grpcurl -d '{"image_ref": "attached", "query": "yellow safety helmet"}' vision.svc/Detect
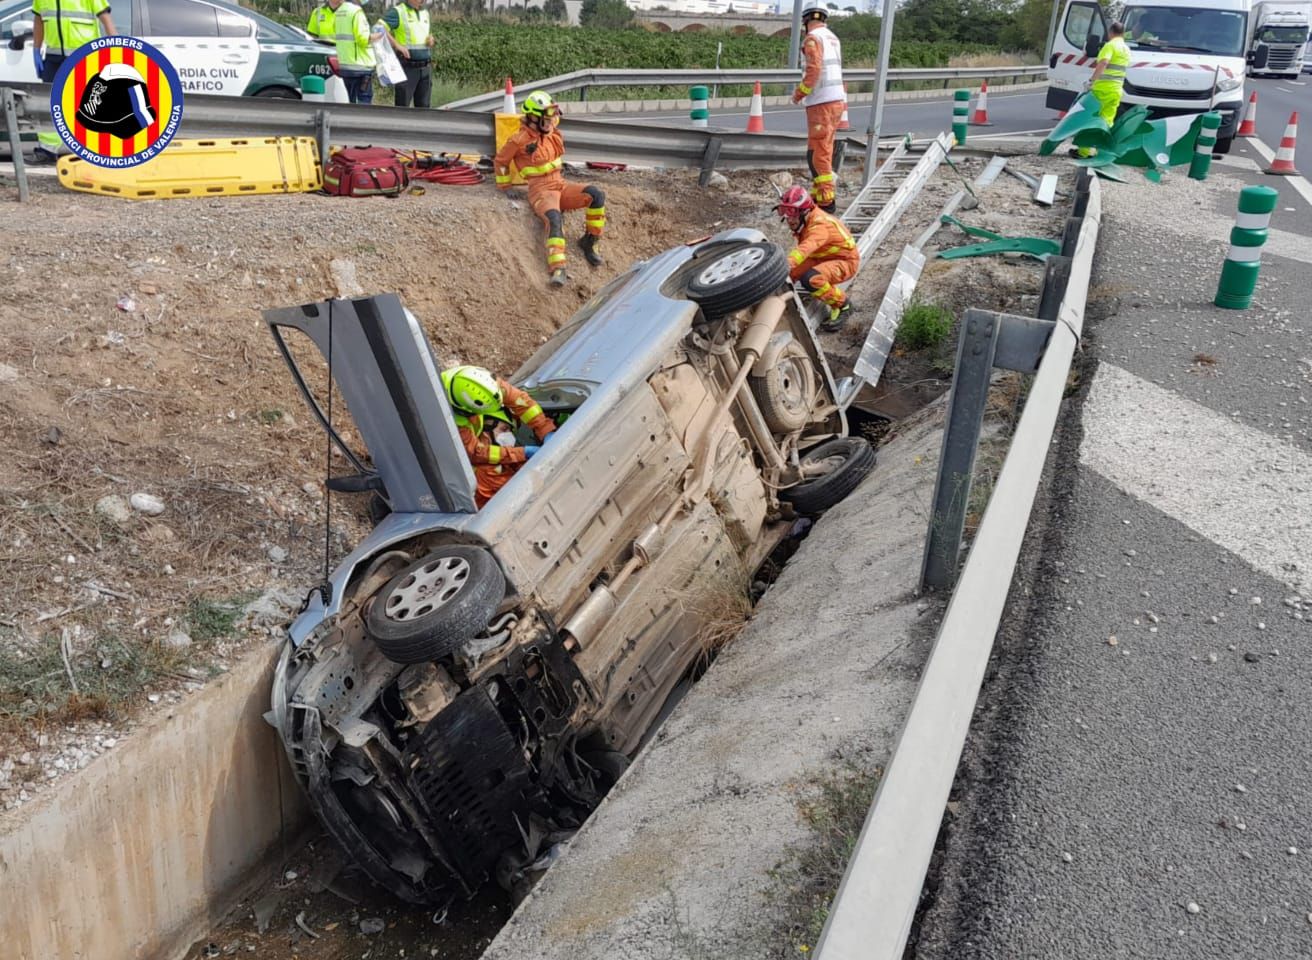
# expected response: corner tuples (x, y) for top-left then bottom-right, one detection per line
(441, 365), (503, 416)
(523, 90), (560, 121)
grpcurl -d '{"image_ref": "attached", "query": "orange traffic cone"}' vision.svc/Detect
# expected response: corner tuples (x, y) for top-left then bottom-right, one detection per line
(746, 81), (765, 133)
(837, 83), (851, 131)
(1267, 111), (1300, 175)
(970, 81), (992, 126)
(501, 77), (515, 115)
(1237, 91), (1258, 138)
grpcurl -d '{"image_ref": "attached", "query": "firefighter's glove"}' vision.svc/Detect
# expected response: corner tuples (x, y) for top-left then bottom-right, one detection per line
(523, 445), (541, 458)
(791, 88), (805, 104)
(32, 48), (43, 79)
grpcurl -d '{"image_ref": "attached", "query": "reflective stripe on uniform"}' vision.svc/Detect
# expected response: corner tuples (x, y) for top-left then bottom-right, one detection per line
(495, 173), (512, 185)
(518, 403), (544, 423)
(585, 205), (606, 229)
(520, 157), (563, 178)
(487, 445), (503, 465)
(797, 82), (813, 94)
(788, 249), (805, 265)
(812, 173), (835, 184)
(547, 236), (567, 265)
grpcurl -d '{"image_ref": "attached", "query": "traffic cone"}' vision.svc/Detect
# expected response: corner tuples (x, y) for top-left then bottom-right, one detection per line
(837, 83), (851, 131)
(746, 81), (765, 133)
(501, 77), (515, 115)
(1237, 91), (1258, 138)
(970, 80), (992, 126)
(1266, 111), (1300, 175)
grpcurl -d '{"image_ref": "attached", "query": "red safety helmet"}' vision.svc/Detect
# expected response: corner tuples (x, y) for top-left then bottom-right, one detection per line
(775, 185), (815, 229)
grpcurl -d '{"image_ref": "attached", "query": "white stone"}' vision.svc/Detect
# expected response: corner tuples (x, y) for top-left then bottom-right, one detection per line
(94, 495), (133, 524)
(129, 493), (166, 516)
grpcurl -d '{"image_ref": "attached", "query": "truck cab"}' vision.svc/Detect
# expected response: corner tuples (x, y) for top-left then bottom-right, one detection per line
(1247, 1), (1311, 77)
(1048, 0), (1250, 154)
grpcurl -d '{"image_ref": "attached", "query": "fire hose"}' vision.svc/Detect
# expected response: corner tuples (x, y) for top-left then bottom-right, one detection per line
(399, 151), (486, 185)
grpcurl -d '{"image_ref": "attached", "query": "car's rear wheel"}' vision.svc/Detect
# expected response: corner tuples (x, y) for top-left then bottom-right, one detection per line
(253, 86), (300, 99)
(751, 340), (817, 434)
(685, 241), (789, 318)
(365, 545), (505, 664)
(782, 437), (877, 516)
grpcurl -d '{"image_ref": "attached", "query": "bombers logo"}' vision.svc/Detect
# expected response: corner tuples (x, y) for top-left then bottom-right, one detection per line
(50, 37), (184, 168)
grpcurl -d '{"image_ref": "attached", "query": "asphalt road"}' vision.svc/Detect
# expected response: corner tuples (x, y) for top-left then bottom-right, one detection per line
(910, 123), (1312, 958)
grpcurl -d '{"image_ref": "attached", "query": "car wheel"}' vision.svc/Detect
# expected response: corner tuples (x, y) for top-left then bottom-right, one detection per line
(751, 340), (817, 434)
(253, 86), (300, 99)
(364, 545), (505, 664)
(585, 749), (631, 790)
(1214, 135), (1233, 156)
(782, 437), (877, 516)
(685, 241), (789, 318)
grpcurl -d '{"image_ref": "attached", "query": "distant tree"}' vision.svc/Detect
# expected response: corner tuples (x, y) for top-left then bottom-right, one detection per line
(579, 0), (635, 28)
(543, 0), (568, 18)
(843, 5), (857, 11)
(1004, 0), (1055, 52)
(829, 11), (880, 41)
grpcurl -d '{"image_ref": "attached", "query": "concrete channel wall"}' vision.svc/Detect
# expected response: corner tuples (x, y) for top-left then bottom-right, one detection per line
(483, 404), (949, 960)
(0, 642), (305, 960)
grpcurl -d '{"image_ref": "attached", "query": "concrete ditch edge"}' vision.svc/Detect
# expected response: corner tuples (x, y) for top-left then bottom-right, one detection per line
(0, 641), (306, 960)
(482, 403), (950, 960)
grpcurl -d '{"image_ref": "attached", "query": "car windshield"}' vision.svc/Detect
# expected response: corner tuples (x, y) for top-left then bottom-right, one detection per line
(1123, 5), (1248, 57)
(1257, 25), (1308, 43)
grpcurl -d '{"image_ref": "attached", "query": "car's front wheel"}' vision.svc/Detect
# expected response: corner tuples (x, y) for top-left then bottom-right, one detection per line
(365, 545), (505, 663)
(685, 241), (789, 318)
(782, 437), (877, 515)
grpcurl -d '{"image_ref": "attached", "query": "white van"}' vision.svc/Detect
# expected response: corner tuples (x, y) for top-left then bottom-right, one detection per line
(1048, 0), (1250, 154)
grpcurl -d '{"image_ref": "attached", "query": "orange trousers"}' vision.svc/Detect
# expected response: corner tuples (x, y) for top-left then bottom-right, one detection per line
(529, 181), (606, 273)
(805, 101), (844, 209)
(795, 257), (856, 309)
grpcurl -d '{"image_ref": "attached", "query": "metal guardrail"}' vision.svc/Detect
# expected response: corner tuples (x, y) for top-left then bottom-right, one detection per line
(445, 66), (1050, 112)
(4, 81), (821, 171)
(812, 173), (1102, 960)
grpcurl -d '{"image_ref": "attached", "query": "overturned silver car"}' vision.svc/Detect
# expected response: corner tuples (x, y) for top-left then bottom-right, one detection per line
(265, 229), (876, 904)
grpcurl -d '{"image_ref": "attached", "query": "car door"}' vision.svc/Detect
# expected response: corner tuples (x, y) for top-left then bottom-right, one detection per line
(1046, 0), (1109, 112)
(140, 0), (257, 96)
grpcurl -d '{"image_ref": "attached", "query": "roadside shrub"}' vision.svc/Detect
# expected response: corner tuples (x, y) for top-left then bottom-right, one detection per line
(897, 299), (955, 351)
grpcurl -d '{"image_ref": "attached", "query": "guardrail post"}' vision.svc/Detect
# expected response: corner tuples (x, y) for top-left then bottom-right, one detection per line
(315, 109), (331, 168)
(921, 308), (1055, 590)
(2, 88), (30, 204)
(698, 136), (722, 187)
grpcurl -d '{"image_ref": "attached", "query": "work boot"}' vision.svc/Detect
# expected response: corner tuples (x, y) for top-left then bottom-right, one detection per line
(549, 268), (568, 288)
(578, 234), (604, 267)
(819, 300), (853, 333)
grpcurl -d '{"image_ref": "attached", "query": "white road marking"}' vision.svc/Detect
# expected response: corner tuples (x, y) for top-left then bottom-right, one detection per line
(1244, 136), (1312, 209)
(1277, 86), (1294, 93)
(1080, 363), (1312, 595)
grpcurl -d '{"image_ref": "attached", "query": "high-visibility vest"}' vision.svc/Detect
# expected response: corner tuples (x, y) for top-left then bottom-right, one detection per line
(802, 25), (844, 108)
(1095, 36), (1131, 87)
(389, 4), (430, 60)
(32, 0), (109, 56)
(306, 5), (334, 39)
(333, 1), (375, 71)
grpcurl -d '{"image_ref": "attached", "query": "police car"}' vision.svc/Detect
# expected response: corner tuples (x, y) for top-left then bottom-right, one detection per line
(0, 0), (338, 98)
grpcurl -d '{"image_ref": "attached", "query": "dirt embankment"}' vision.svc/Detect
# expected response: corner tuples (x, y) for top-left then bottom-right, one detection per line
(0, 168), (758, 813)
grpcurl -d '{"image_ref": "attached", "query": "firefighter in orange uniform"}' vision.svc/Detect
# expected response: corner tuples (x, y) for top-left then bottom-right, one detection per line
(776, 185), (859, 332)
(494, 90), (606, 287)
(791, 5), (845, 212)
(441, 365), (557, 507)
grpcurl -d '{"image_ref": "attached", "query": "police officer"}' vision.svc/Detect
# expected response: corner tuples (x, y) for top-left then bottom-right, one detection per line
(329, 0), (375, 104)
(791, 5), (845, 213)
(31, 0), (115, 82)
(306, 2), (335, 42)
(383, 0), (434, 108)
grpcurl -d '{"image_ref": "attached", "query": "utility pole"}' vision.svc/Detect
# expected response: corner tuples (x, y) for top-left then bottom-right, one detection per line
(788, 0), (804, 69)
(862, 0), (895, 184)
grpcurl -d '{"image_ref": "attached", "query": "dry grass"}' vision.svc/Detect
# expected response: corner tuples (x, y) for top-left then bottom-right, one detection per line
(949, 50), (1044, 68)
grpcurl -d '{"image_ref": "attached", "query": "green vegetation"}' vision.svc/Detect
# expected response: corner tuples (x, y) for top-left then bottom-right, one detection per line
(768, 764), (882, 957)
(186, 595), (254, 644)
(897, 298), (955, 351)
(579, 0), (635, 30)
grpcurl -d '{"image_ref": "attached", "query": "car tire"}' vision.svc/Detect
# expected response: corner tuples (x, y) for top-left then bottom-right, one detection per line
(781, 437), (877, 516)
(253, 86), (300, 99)
(365, 545), (505, 664)
(1214, 135), (1233, 156)
(686, 241), (789, 318)
(751, 340), (817, 434)
(585, 749), (631, 790)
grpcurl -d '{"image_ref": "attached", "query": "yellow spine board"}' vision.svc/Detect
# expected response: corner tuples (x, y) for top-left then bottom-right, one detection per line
(57, 137), (323, 199)
(494, 113), (526, 186)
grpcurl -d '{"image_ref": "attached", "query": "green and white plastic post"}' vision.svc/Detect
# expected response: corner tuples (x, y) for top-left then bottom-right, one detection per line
(1189, 112), (1222, 181)
(690, 85), (709, 128)
(952, 89), (970, 145)
(1214, 185), (1278, 310)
